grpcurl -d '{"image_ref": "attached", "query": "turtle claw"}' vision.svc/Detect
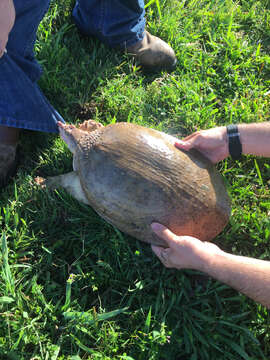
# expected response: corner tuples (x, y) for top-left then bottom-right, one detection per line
(34, 176), (46, 188)
(35, 176), (58, 190)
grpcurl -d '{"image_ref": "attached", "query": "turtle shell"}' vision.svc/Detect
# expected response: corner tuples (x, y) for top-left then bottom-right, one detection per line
(75, 122), (231, 246)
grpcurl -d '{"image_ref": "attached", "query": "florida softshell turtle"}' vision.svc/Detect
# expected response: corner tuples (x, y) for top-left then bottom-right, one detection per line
(44, 121), (231, 247)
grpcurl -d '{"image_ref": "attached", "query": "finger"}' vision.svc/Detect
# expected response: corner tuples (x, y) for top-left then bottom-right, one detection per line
(175, 140), (193, 151)
(181, 132), (199, 141)
(57, 121), (65, 128)
(151, 245), (171, 267)
(151, 223), (180, 250)
(151, 244), (163, 258)
(0, 35), (8, 57)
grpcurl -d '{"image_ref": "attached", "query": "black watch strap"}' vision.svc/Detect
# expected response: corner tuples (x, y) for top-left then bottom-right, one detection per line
(226, 124), (242, 160)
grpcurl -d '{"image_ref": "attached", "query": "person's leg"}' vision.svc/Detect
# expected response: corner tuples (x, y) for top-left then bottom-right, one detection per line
(0, 0), (63, 187)
(72, 0), (176, 70)
(7, 0), (51, 80)
(72, 0), (145, 48)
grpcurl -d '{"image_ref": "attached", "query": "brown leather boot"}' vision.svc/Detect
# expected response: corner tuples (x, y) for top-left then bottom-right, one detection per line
(0, 126), (19, 187)
(126, 31), (177, 71)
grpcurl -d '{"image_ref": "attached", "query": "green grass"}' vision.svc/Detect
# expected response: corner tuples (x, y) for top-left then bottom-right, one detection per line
(1, 0), (270, 359)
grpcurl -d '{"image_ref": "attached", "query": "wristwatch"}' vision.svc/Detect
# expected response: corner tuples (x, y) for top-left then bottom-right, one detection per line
(226, 124), (242, 160)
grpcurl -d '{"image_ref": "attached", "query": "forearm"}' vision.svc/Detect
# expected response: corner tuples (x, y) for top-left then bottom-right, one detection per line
(0, 0), (15, 53)
(238, 122), (270, 157)
(0, 0), (14, 9)
(0, 0), (15, 19)
(175, 121), (270, 164)
(203, 251), (270, 308)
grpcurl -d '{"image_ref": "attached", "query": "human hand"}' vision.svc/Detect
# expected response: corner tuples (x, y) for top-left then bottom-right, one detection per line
(0, 0), (15, 57)
(151, 223), (224, 271)
(175, 126), (229, 164)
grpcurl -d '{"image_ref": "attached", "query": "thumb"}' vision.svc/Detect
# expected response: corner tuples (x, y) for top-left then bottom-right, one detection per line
(151, 223), (179, 248)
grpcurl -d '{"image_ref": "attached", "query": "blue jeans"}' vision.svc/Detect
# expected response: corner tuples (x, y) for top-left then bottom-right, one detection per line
(73, 0), (145, 48)
(0, 0), (145, 133)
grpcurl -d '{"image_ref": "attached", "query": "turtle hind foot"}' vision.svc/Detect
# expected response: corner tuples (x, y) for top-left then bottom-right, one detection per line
(35, 172), (90, 205)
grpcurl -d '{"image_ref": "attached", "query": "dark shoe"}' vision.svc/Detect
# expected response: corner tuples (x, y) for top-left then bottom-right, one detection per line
(126, 31), (177, 71)
(0, 126), (20, 187)
(0, 144), (17, 188)
(0, 144), (18, 187)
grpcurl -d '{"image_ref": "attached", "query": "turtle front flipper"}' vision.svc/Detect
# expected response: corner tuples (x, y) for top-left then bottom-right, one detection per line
(39, 171), (90, 205)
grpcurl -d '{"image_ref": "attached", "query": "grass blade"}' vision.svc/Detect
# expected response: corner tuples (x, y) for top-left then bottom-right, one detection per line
(1, 232), (15, 297)
(63, 307), (129, 325)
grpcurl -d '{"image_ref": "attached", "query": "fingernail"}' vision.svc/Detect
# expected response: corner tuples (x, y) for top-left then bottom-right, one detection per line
(151, 222), (164, 232)
(175, 141), (184, 148)
(175, 140), (187, 147)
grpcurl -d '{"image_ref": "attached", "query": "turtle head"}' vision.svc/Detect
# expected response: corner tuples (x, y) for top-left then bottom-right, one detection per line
(58, 122), (86, 154)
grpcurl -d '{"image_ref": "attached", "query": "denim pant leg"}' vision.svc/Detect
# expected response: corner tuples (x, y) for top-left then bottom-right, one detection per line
(8, 0), (51, 82)
(0, 0), (64, 133)
(72, 0), (145, 48)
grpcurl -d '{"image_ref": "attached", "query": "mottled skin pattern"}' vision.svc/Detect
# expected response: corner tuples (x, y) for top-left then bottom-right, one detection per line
(47, 121), (231, 247)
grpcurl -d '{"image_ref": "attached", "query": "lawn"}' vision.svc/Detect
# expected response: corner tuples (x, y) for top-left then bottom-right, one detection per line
(1, 0), (270, 359)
